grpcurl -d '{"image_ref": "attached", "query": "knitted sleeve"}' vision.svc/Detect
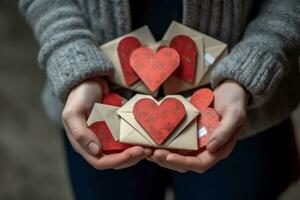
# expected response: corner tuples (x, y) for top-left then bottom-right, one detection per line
(210, 0), (300, 107)
(19, 0), (113, 102)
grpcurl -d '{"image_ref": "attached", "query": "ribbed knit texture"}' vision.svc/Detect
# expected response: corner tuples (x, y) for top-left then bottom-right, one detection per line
(19, 0), (300, 138)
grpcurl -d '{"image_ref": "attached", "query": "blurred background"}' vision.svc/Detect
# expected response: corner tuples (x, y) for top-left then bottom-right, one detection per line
(0, 1), (299, 199)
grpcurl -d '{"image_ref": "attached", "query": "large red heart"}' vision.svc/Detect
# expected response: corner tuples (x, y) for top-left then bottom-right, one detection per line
(89, 122), (131, 154)
(170, 35), (197, 83)
(130, 47), (180, 92)
(118, 36), (142, 86)
(133, 98), (186, 144)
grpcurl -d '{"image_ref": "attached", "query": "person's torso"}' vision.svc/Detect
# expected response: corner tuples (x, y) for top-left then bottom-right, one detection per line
(75, 0), (261, 48)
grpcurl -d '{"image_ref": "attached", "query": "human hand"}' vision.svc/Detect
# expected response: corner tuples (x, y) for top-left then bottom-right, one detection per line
(149, 80), (249, 173)
(62, 77), (151, 170)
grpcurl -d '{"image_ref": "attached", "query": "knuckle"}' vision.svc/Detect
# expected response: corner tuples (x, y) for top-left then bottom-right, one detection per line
(62, 107), (75, 121)
(73, 129), (85, 142)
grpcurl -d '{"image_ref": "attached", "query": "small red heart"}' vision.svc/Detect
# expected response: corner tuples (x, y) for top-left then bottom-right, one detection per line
(130, 47), (180, 92)
(199, 107), (220, 134)
(170, 35), (197, 83)
(190, 88), (214, 111)
(89, 122), (131, 154)
(118, 36), (142, 86)
(133, 98), (186, 144)
(102, 92), (124, 107)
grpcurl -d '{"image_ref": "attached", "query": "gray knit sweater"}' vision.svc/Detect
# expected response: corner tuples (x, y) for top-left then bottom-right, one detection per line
(19, 0), (300, 138)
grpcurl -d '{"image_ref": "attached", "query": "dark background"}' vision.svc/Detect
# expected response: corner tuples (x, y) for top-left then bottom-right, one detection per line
(0, 1), (299, 199)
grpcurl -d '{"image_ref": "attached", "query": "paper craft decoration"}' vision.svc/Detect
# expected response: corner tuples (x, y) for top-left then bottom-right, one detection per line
(190, 88), (214, 111)
(102, 92), (125, 107)
(89, 122), (131, 154)
(117, 36), (141, 86)
(190, 88), (220, 148)
(88, 93), (130, 153)
(117, 94), (199, 150)
(162, 22), (228, 94)
(130, 47), (180, 92)
(133, 98), (186, 144)
(99, 21), (227, 95)
(99, 26), (158, 95)
(170, 35), (197, 83)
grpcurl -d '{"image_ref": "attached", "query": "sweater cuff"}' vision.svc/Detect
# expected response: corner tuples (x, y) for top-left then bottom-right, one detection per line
(44, 39), (113, 102)
(210, 46), (285, 107)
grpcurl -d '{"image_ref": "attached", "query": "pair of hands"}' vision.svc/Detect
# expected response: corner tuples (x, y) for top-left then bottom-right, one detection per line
(62, 78), (248, 172)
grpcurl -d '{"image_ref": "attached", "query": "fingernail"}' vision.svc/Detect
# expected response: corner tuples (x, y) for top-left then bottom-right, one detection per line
(88, 142), (99, 155)
(207, 139), (218, 152)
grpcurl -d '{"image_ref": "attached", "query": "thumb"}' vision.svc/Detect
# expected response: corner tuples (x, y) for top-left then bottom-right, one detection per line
(63, 110), (101, 155)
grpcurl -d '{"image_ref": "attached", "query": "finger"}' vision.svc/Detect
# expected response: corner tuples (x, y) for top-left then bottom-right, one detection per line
(207, 107), (245, 152)
(63, 110), (101, 155)
(167, 127), (241, 173)
(114, 147), (152, 169)
(65, 131), (130, 170)
(166, 154), (203, 173)
(151, 149), (187, 173)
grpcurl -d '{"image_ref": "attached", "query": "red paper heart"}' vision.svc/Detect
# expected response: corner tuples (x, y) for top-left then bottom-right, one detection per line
(130, 47), (180, 92)
(133, 98), (186, 144)
(102, 92), (124, 107)
(170, 35), (197, 83)
(199, 107), (220, 134)
(89, 122), (131, 154)
(118, 36), (142, 86)
(190, 88), (214, 111)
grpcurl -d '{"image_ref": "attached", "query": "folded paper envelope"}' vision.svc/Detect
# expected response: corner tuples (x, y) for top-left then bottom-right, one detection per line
(163, 21), (228, 94)
(117, 94), (200, 150)
(87, 103), (120, 141)
(99, 26), (159, 96)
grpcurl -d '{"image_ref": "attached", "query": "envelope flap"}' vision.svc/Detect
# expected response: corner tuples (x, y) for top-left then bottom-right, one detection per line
(167, 119), (198, 150)
(119, 119), (154, 146)
(87, 103), (120, 141)
(117, 94), (199, 146)
(120, 117), (198, 150)
(119, 112), (156, 144)
(163, 21), (204, 39)
(117, 94), (148, 113)
(204, 44), (227, 66)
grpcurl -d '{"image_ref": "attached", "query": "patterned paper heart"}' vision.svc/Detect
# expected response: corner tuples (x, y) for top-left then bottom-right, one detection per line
(130, 47), (180, 92)
(117, 36), (142, 86)
(133, 98), (186, 144)
(89, 122), (131, 154)
(170, 35), (197, 83)
(190, 88), (214, 111)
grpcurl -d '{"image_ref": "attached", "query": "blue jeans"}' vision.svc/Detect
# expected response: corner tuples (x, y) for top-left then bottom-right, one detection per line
(63, 119), (300, 200)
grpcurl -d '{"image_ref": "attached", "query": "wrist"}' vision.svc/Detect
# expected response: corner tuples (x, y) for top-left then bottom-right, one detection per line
(219, 79), (250, 106)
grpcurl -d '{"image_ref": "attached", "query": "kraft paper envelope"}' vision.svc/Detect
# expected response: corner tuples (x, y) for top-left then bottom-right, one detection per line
(99, 26), (159, 96)
(117, 94), (199, 150)
(87, 103), (120, 141)
(163, 21), (228, 94)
